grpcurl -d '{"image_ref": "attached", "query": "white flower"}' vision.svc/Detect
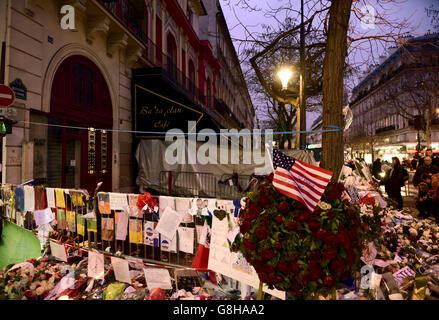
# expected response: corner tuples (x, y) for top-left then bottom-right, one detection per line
(317, 201), (331, 210)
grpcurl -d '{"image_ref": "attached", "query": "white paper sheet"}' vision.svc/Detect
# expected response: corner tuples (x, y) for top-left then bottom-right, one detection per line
(176, 198), (192, 223)
(50, 240), (67, 262)
(116, 211), (128, 240)
(88, 251), (105, 280)
(143, 268), (172, 291)
(46, 188), (56, 208)
(34, 207), (55, 226)
(159, 196), (175, 218)
(177, 227), (194, 254)
(111, 257), (132, 284)
(155, 206), (184, 240)
(109, 193), (129, 211)
(24, 186), (35, 212)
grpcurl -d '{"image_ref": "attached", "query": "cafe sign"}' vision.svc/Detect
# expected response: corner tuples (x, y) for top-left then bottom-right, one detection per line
(134, 84), (204, 139)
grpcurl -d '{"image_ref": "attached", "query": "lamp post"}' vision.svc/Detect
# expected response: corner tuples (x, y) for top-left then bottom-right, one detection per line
(277, 67), (294, 148)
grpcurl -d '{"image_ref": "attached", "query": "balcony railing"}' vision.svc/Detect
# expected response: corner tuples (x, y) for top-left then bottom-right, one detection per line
(375, 125), (396, 134)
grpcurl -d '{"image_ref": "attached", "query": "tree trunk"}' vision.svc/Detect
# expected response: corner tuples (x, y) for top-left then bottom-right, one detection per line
(426, 109), (432, 148)
(321, 0), (353, 180)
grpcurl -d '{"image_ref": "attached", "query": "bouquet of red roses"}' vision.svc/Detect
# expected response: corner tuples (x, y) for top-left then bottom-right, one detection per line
(231, 180), (367, 299)
(136, 192), (157, 213)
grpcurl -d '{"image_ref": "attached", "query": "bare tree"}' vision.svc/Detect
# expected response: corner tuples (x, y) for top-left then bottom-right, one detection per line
(384, 67), (439, 148)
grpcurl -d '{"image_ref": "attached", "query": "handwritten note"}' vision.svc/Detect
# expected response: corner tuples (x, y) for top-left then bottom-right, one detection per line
(109, 193), (128, 211)
(143, 268), (172, 291)
(115, 211), (128, 240)
(155, 206), (183, 240)
(88, 251), (105, 280)
(111, 257), (131, 284)
(34, 207), (55, 226)
(177, 227), (194, 254)
(159, 196), (175, 218)
(50, 240), (67, 262)
(46, 188), (56, 208)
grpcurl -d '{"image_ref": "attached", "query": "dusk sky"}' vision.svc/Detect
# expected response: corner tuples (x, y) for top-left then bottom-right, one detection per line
(219, 0), (437, 129)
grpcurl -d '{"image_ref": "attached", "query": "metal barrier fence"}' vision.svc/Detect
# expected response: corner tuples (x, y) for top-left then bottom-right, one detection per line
(159, 171), (255, 200)
(0, 186), (210, 269)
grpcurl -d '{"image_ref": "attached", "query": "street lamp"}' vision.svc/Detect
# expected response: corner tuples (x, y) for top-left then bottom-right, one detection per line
(277, 68), (293, 91)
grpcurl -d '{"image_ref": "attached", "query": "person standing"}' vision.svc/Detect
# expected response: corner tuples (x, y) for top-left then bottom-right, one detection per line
(380, 157), (408, 210)
(413, 156), (439, 187)
(372, 158), (382, 179)
(418, 148), (439, 167)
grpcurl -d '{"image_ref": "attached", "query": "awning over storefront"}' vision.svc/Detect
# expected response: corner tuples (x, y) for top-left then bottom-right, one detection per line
(132, 68), (223, 139)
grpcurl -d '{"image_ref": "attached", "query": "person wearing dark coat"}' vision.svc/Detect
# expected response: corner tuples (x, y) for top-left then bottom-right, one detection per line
(418, 149), (439, 167)
(413, 157), (439, 187)
(372, 158), (382, 179)
(380, 157), (408, 210)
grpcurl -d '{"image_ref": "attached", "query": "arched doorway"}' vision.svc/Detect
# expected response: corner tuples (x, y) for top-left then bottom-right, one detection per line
(49, 55), (113, 192)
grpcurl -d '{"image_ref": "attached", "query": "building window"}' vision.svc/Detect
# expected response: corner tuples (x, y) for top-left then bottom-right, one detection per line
(188, 59), (195, 94)
(167, 33), (177, 79)
(206, 77), (212, 107)
(74, 63), (94, 105)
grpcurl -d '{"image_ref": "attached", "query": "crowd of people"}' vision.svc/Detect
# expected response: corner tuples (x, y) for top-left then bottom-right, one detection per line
(369, 149), (439, 221)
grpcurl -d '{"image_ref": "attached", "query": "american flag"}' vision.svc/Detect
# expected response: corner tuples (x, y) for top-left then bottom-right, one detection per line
(272, 149), (333, 213)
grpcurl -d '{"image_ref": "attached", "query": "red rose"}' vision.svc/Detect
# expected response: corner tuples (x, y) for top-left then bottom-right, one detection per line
(277, 262), (291, 274)
(323, 247), (338, 261)
(268, 173), (274, 182)
(341, 272), (350, 281)
(348, 227), (358, 241)
(240, 220), (251, 234)
(325, 190), (338, 202)
(289, 281), (303, 295)
(277, 215), (283, 224)
(297, 211), (309, 222)
(278, 201), (290, 214)
(259, 191), (270, 207)
(247, 204), (262, 220)
(261, 249), (274, 260)
(336, 182), (345, 193)
(275, 243), (282, 249)
(291, 263), (300, 273)
(307, 262), (323, 280)
(287, 221), (298, 231)
(354, 218), (361, 226)
(324, 275), (335, 287)
(256, 227), (269, 240)
(346, 208), (356, 219)
(298, 232), (305, 240)
(296, 201), (306, 210)
(324, 234), (337, 245)
(308, 220), (320, 232)
(315, 229), (329, 241)
(327, 211), (336, 219)
(311, 207), (322, 216)
(330, 259), (345, 273)
(261, 265), (274, 274)
(243, 238), (257, 251)
(309, 250), (321, 262)
(345, 251), (355, 265)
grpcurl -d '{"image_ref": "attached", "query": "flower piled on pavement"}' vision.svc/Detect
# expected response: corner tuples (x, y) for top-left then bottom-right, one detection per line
(231, 180), (367, 298)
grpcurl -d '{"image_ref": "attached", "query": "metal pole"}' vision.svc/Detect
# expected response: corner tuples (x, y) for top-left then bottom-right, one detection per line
(299, 0), (306, 149)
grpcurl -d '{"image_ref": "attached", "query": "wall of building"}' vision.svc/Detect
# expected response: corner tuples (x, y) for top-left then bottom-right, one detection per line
(3, 0), (144, 191)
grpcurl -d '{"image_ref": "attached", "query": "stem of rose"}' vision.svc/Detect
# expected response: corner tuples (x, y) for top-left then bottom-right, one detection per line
(257, 282), (264, 300)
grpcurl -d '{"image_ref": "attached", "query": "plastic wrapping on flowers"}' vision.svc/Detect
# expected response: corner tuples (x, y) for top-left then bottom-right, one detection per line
(230, 180), (368, 299)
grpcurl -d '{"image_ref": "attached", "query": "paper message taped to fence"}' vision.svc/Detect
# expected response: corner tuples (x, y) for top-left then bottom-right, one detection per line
(111, 257), (131, 284)
(109, 193), (128, 211)
(143, 268), (172, 291)
(34, 207), (55, 226)
(46, 188), (56, 208)
(177, 227), (194, 254)
(155, 206), (183, 240)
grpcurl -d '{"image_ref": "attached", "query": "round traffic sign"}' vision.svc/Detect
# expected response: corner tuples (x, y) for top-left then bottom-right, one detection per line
(0, 85), (15, 107)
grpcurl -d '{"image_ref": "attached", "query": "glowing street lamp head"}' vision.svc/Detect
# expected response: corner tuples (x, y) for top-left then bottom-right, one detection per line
(277, 68), (293, 90)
